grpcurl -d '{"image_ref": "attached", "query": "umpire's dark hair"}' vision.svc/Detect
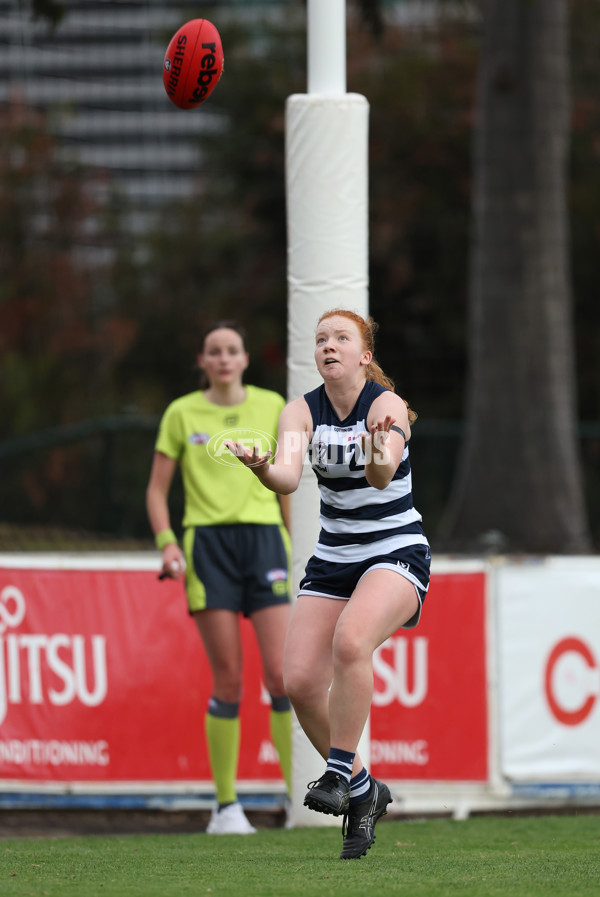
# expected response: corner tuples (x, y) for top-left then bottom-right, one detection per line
(198, 321), (248, 387)
(200, 320), (247, 351)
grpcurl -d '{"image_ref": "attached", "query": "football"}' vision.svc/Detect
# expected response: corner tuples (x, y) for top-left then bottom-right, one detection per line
(163, 19), (224, 110)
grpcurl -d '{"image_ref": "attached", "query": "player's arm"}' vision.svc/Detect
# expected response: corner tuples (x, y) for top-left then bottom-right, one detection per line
(360, 392), (410, 490)
(146, 451), (185, 580)
(226, 397), (311, 495)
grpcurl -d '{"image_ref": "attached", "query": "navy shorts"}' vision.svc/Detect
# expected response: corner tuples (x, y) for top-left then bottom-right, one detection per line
(183, 523), (291, 617)
(298, 541), (431, 629)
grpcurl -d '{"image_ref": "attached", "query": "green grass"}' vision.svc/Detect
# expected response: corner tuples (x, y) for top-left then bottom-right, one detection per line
(1, 815), (599, 897)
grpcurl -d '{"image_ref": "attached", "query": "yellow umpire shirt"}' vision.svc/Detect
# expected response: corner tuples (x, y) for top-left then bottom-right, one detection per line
(154, 385), (285, 528)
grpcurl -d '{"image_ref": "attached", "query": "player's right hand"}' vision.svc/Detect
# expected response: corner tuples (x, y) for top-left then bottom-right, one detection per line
(225, 440), (272, 468)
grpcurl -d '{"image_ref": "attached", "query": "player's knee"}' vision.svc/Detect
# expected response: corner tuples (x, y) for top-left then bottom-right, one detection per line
(332, 624), (368, 669)
(282, 663), (317, 710)
(211, 668), (243, 703)
(263, 670), (285, 698)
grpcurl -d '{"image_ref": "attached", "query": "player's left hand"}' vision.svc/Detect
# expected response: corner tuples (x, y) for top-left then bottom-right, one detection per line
(358, 415), (396, 460)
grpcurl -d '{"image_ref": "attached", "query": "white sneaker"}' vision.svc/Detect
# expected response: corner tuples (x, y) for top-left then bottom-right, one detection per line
(206, 802), (257, 835)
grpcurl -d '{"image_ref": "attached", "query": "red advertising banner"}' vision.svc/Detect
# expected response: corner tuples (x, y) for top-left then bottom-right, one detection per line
(0, 562), (488, 786)
(370, 570), (488, 782)
(0, 565), (281, 783)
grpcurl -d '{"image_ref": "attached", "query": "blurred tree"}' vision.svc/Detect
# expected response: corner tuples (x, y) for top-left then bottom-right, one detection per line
(0, 101), (134, 435)
(357, 0), (384, 37)
(0, 102), (139, 531)
(569, 0), (600, 421)
(438, 0), (591, 553)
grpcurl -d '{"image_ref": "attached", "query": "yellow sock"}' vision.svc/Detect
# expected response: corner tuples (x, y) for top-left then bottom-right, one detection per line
(270, 708), (292, 797)
(205, 712), (240, 806)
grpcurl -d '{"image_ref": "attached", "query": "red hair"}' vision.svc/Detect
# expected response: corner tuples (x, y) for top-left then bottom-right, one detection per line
(317, 309), (417, 423)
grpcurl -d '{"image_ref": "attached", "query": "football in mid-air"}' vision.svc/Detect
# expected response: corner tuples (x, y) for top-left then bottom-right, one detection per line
(163, 19), (224, 110)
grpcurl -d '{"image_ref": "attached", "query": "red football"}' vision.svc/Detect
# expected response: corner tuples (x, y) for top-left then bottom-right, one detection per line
(163, 19), (224, 110)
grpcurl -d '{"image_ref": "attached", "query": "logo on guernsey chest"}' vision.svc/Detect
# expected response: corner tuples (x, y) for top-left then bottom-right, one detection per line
(311, 430), (364, 474)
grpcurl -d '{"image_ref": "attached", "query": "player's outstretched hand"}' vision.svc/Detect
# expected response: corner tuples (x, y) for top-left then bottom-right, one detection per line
(358, 415), (396, 461)
(225, 440), (272, 469)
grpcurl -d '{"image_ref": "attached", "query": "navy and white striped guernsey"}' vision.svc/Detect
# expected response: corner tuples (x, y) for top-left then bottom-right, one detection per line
(304, 381), (429, 566)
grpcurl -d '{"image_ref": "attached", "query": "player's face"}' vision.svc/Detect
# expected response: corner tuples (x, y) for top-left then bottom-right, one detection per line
(198, 328), (249, 387)
(314, 316), (371, 381)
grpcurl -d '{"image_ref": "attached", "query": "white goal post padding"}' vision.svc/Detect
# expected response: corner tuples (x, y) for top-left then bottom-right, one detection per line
(286, 92), (370, 826)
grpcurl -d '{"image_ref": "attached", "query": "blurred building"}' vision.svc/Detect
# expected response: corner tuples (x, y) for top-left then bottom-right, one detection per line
(0, 0), (283, 208)
(0, 0), (443, 210)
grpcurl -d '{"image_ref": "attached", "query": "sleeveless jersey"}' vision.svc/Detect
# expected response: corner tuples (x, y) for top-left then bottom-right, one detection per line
(304, 381), (428, 565)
